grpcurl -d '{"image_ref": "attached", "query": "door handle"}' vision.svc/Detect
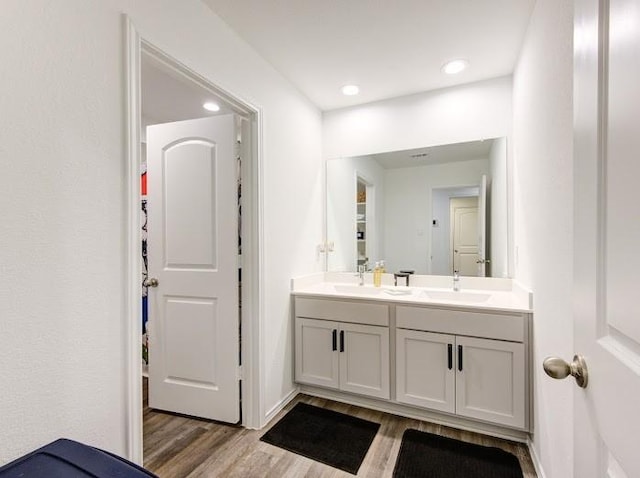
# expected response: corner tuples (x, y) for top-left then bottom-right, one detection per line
(447, 344), (453, 370)
(332, 329), (337, 351)
(458, 345), (463, 371)
(144, 277), (159, 288)
(339, 330), (345, 352)
(543, 355), (588, 388)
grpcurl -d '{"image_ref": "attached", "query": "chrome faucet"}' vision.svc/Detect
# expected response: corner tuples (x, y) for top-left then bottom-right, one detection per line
(357, 265), (366, 286)
(453, 270), (460, 291)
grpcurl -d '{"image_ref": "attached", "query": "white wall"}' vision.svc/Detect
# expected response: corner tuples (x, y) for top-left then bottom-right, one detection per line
(384, 159), (489, 274)
(323, 76), (512, 159)
(512, 1), (574, 477)
(0, 0), (322, 463)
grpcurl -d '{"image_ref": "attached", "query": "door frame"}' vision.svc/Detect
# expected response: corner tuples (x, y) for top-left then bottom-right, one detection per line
(430, 184), (479, 275)
(354, 172), (375, 269)
(124, 16), (264, 464)
(448, 194), (480, 274)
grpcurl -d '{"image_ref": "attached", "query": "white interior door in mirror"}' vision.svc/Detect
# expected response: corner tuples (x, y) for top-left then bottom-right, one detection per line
(477, 174), (488, 277)
(147, 115), (239, 423)
(450, 196), (479, 276)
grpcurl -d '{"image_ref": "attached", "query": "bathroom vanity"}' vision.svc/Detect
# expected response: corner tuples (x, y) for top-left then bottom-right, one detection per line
(291, 273), (533, 441)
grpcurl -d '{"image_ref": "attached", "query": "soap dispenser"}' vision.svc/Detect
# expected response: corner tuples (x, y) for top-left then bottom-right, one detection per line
(373, 261), (382, 287)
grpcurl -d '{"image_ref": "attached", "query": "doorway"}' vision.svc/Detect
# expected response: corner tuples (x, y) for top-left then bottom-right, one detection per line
(125, 20), (262, 464)
(449, 196), (479, 276)
(355, 175), (376, 269)
(430, 186), (479, 275)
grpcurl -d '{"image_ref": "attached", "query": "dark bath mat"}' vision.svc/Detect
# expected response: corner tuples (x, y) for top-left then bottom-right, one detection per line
(393, 428), (523, 478)
(260, 402), (380, 475)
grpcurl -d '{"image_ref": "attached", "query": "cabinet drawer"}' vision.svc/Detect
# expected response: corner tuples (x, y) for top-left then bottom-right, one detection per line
(396, 306), (524, 342)
(295, 297), (389, 326)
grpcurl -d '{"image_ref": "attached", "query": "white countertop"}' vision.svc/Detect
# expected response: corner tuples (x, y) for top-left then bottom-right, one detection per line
(291, 273), (533, 313)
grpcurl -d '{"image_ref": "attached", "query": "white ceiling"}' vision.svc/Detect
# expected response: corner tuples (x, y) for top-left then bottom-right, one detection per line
(366, 138), (495, 169)
(141, 54), (235, 124)
(202, 0), (535, 110)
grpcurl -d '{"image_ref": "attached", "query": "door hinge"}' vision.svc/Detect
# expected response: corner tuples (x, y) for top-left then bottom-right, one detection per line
(237, 365), (243, 380)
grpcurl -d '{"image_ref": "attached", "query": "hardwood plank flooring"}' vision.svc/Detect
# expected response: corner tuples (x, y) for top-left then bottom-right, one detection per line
(143, 380), (537, 477)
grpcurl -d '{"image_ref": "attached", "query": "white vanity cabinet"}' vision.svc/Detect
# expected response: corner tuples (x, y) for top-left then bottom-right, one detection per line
(294, 298), (390, 400)
(292, 290), (531, 435)
(295, 317), (340, 389)
(395, 305), (527, 429)
(395, 329), (456, 413)
(454, 335), (525, 428)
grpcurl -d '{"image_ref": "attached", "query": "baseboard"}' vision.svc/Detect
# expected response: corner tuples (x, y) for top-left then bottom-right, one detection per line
(262, 384), (534, 446)
(527, 437), (547, 478)
(300, 385), (530, 443)
(262, 387), (299, 428)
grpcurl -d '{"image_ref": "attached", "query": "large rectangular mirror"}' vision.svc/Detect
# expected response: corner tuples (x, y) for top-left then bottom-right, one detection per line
(326, 137), (510, 277)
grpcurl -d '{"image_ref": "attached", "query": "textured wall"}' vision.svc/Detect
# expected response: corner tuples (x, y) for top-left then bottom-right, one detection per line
(0, 0), (127, 463)
(0, 0), (323, 463)
(512, 1), (575, 476)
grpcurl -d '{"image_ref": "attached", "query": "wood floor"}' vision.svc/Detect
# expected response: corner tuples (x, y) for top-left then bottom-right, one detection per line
(143, 380), (537, 477)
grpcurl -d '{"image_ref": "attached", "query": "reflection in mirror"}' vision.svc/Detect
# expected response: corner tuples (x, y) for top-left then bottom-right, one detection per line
(326, 138), (509, 277)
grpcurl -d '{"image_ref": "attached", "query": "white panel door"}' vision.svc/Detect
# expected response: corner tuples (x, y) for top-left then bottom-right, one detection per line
(339, 322), (390, 399)
(396, 329), (455, 413)
(573, 1), (640, 476)
(477, 175), (488, 277)
(147, 115), (239, 423)
(455, 336), (525, 429)
(294, 317), (340, 389)
(450, 196), (479, 276)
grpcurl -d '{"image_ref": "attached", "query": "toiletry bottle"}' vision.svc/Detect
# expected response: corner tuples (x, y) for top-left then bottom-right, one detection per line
(373, 261), (382, 287)
(378, 260), (386, 286)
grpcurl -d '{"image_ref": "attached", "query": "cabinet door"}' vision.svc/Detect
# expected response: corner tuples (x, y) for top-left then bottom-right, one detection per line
(339, 322), (390, 399)
(396, 329), (455, 413)
(295, 317), (339, 389)
(455, 336), (525, 428)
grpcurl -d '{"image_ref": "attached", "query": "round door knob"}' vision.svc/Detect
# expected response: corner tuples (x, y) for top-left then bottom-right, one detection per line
(144, 277), (159, 288)
(543, 355), (588, 388)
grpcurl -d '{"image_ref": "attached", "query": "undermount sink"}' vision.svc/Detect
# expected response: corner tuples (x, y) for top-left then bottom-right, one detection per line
(332, 284), (383, 295)
(420, 290), (491, 303)
(382, 288), (414, 296)
(332, 284), (417, 296)
(329, 284), (491, 303)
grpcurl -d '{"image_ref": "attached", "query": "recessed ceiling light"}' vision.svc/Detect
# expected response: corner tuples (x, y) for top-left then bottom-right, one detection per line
(203, 102), (220, 112)
(341, 85), (360, 96)
(441, 59), (468, 75)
